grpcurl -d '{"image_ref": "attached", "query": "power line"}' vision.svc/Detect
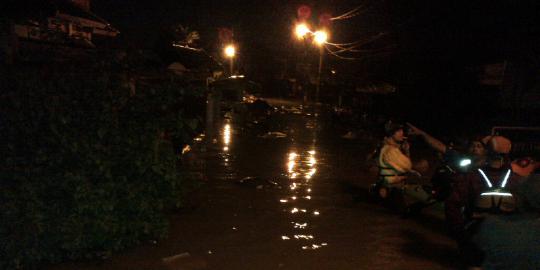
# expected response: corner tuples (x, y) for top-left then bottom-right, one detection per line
(327, 32), (385, 46)
(324, 45), (359, 60)
(325, 33), (386, 53)
(325, 41), (363, 46)
(330, 5), (365, 21)
(324, 42), (395, 60)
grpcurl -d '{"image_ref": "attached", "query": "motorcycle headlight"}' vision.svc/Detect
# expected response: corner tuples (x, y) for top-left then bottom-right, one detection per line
(459, 159), (472, 167)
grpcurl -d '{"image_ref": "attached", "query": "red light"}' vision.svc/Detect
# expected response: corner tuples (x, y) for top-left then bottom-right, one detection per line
(297, 5), (312, 20)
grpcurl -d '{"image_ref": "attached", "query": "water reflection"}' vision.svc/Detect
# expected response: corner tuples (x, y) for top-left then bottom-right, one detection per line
(302, 243), (327, 250)
(308, 156), (316, 167)
(281, 147), (327, 250)
(305, 168), (316, 179)
(181, 145), (191, 155)
(294, 234), (314, 240)
(219, 122), (236, 180)
(223, 123), (231, 152)
(287, 152), (297, 173)
(194, 134), (205, 142)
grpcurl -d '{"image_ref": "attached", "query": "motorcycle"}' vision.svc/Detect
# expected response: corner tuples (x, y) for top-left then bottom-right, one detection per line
(370, 149), (474, 216)
(430, 151), (474, 202)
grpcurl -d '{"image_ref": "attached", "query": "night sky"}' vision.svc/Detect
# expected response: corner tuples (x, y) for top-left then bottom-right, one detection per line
(4, 0), (538, 76)
(90, 0), (539, 78)
(92, 1), (538, 53)
(88, 0), (540, 131)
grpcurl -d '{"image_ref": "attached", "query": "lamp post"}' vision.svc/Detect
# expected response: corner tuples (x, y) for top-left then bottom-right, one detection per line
(295, 23), (310, 102)
(313, 30), (328, 103)
(224, 44), (236, 75)
(294, 23), (328, 103)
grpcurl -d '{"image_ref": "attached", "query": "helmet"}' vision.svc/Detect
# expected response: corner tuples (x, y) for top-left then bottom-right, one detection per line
(384, 121), (404, 137)
(511, 157), (538, 177)
(482, 135), (512, 155)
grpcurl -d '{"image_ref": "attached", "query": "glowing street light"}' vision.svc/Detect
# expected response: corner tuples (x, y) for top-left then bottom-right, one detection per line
(224, 44), (236, 74)
(295, 23), (311, 39)
(224, 45), (236, 57)
(313, 30), (328, 46)
(293, 22), (330, 103)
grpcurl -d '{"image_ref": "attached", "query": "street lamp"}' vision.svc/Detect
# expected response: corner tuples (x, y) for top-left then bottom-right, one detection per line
(313, 30), (328, 103)
(293, 24), (329, 103)
(224, 44), (236, 75)
(313, 30), (328, 46)
(295, 23), (311, 39)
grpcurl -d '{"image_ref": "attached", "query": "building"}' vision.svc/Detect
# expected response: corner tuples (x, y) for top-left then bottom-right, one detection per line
(2, 0), (118, 63)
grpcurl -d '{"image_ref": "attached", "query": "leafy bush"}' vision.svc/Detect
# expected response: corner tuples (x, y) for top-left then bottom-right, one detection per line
(0, 57), (204, 269)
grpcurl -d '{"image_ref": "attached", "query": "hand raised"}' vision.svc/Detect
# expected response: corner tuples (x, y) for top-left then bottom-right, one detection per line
(406, 122), (425, 136)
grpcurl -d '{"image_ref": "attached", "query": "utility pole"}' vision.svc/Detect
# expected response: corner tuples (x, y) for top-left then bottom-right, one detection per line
(316, 46), (323, 103)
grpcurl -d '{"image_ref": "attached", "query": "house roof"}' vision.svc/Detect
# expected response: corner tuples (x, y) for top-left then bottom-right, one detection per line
(5, 0), (117, 33)
(52, 0), (109, 25)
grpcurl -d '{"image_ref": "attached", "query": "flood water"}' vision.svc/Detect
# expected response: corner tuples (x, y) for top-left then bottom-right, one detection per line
(52, 99), (460, 270)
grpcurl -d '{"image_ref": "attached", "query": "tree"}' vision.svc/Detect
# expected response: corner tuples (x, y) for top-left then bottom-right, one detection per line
(173, 24), (200, 48)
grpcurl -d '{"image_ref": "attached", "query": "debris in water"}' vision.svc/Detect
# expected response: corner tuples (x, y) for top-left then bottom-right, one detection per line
(181, 145), (191, 155)
(342, 131), (357, 139)
(301, 243), (327, 250)
(236, 177), (282, 189)
(259, 131), (288, 139)
(162, 252), (191, 264)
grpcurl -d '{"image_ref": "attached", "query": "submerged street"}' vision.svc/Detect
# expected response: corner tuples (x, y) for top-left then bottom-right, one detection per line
(6, 1), (540, 269)
(52, 99), (461, 270)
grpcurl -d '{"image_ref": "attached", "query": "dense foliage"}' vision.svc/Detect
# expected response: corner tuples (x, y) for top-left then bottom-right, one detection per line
(0, 56), (205, 269)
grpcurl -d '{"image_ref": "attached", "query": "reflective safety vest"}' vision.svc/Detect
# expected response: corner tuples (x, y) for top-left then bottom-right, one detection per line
(377, 144), (411, 185)
(475, 168), (516, 213)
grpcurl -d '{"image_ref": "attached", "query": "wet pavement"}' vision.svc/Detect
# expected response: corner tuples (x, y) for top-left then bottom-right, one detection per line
(51, 99), (461, 270)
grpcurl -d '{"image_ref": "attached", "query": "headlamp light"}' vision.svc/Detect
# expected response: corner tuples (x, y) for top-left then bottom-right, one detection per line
(459, 159), (472, 167)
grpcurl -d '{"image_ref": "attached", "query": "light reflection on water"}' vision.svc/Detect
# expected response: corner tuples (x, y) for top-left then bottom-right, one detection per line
(216, 113), (328, 250)
(281, 147), (327, 250)
(287, 152), (297, 173)
(219, 121), (236, 180)
(223, 123), (231, 152)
